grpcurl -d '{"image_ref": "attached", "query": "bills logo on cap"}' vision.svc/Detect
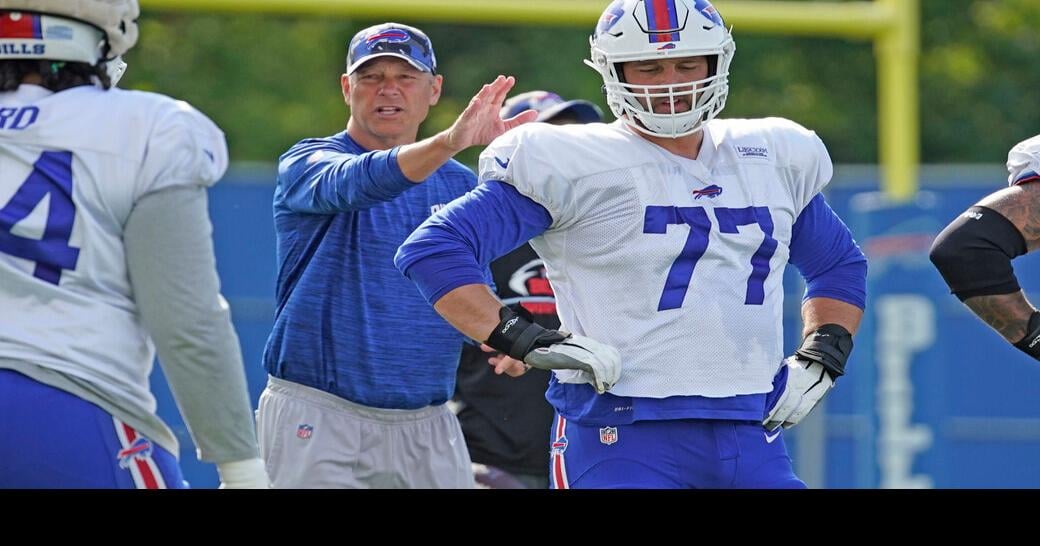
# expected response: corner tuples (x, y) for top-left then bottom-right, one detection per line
(367, 29), (410, 44)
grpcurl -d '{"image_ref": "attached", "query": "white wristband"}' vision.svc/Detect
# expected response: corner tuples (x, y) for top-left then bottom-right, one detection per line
(217, 457), (270, 489)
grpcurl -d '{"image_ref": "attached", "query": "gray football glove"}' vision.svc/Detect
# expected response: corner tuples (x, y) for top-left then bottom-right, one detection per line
(524, 334), (621, 394)
(486, 307), (621, 394)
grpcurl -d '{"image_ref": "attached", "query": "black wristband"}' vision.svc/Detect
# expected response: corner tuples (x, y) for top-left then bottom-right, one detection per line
(795, 323), (853, 379)
(1013, 312), (1040, 361)
(485, 306), (568, 360)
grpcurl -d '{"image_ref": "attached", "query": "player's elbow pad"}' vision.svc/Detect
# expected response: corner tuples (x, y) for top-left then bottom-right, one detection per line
(929, 206), (1027, 301)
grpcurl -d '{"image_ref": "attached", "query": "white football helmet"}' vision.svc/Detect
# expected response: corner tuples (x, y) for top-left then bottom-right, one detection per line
(585, 0), (735, 138)
(0, 0), (139, 84)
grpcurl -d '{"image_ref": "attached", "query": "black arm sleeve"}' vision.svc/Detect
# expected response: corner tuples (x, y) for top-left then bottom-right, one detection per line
(929, 206), (1027, 301)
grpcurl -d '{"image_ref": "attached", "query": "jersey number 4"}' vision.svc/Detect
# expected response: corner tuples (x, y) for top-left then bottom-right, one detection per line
(0, 151), (79, 284)
(644, 205), (777, 311)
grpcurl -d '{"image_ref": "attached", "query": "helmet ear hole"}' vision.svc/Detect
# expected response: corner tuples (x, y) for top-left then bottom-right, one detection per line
(614, 62), (627, 84)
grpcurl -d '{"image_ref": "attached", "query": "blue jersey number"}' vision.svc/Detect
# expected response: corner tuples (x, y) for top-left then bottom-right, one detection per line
(644, 205), (777, 310)
(0, 151), (79, 284)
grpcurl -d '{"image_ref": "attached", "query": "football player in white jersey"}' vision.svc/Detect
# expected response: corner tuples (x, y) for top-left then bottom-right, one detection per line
(396, 0), (867, 488)
(0, 0), (268, 488)
(931, 135), (1040, 362)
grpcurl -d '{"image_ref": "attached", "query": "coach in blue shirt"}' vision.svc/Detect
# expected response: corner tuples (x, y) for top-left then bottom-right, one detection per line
(256, 22), (535, 489)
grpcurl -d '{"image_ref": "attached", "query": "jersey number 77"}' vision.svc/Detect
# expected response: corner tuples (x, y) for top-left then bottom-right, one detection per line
(644, 204), (777, 310)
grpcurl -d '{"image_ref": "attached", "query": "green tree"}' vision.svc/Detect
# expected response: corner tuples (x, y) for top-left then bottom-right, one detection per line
(123, 2), (1039, 165)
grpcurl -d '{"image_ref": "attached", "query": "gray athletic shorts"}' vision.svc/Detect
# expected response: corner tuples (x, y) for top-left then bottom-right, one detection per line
(257, 376), (474, 489)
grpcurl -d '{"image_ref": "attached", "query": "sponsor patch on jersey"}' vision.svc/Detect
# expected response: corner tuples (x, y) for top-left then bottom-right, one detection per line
(296, 424), (314, 440)
(736, 145), (769, 160)
(116, 437), (153, 469)
(599, 426), (618, 445)
(692, 184), (723, 199)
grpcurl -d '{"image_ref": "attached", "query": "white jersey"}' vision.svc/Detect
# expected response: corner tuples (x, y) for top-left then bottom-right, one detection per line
(1006, 134), (1040, 186)
(0, 84), (228, 420)
(478, 118), (832, 398)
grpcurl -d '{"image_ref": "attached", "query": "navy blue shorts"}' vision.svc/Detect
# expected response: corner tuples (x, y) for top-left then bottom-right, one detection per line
(549, 413), (805, 489)
(0, 369), (186, 488)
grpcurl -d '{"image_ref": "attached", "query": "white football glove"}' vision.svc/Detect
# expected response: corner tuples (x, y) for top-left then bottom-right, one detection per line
(524, 334), (622, 395)
(763, 356), (835, 431)
(763, 323), (853, 431)
(217, 457), (271, 489)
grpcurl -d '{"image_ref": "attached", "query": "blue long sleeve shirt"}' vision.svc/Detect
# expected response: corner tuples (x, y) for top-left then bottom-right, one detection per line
(263, 131), (477, 409)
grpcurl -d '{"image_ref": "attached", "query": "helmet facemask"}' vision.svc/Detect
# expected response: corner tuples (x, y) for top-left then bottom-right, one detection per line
(585, 0), (735, 139)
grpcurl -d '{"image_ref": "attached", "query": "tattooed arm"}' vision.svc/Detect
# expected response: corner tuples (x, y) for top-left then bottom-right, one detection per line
(962, 182), (1040, 342)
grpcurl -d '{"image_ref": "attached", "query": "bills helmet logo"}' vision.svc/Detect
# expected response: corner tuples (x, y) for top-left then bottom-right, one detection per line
(694, 0), (725, 26)
(596, 0), (627, 35)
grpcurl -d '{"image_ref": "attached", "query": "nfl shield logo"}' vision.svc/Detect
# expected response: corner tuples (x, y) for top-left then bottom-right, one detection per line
(297, 424), (314, 440)
(599, 426), (618, 445)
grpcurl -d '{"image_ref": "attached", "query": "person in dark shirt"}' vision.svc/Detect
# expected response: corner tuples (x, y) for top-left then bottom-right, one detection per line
(454, 91), (603, 489)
